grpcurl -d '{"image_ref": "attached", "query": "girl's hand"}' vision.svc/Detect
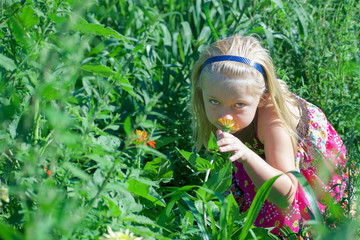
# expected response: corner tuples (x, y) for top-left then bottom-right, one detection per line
(216, 129), (250, 162)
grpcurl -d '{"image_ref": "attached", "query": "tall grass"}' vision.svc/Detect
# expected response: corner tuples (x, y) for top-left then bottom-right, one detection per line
(0, 0), (359, 239)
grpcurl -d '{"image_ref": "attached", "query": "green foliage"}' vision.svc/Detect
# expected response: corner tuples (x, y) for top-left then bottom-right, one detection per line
(0, 0), (359, 239)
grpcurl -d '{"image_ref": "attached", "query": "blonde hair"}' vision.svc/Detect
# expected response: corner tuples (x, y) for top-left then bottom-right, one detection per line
(190, 35), (299, 155)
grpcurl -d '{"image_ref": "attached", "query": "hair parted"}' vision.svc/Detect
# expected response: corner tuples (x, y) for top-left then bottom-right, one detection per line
(190, 34), (300, 154)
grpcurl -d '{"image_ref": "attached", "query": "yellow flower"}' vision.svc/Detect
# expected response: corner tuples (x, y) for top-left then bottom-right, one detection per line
(218, 118), (240, 132)
(100, 226), (143, 240)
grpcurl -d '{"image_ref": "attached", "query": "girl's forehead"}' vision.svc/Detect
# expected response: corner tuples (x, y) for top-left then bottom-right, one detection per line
(202, 71), (255, 88)
(201, 71), (262, 97)
(201, 70), (256, 84)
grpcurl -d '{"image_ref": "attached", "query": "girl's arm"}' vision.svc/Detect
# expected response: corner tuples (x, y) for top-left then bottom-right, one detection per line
(217, 101), (298, 208)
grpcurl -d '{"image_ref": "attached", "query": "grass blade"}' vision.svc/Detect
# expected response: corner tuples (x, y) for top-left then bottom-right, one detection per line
(204, 1), (219, 40)
(290, 171), (324, 224)
(239, 174), (282, 240)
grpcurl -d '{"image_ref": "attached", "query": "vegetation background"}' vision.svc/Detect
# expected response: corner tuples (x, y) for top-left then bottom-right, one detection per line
(0, 0), (359, 239)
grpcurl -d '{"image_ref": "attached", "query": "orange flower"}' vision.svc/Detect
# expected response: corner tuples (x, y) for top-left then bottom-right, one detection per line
(43, 166), (52, 176)
(218, 118), (240, 132)
(132, 130), (156, 148)
(147, 140), (156, 148)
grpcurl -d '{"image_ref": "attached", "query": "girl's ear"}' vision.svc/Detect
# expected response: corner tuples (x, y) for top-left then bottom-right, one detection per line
(258, 93), (269, 107)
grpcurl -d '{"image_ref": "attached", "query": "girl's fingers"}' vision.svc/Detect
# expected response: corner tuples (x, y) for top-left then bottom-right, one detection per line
(228, 151), (244, 162)
(217, 135), (240, 148)
(218, 144), (239, 152)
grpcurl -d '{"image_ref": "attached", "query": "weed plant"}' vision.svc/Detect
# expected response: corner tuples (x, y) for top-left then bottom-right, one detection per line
(0, 0), (359, 239)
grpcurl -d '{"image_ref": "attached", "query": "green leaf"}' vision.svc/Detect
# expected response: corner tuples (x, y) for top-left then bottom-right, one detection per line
(180, 21), (192, 55)
(178, 149), (214, 172)
(127, 179), (165, 207)
(239, 174), (282, 240)
(159, 23), (171, 46)
(290, 171), (324, 224)
(17, 5), (39, 29)
(49, 13), (67, 23)
(0, 54), (16, 71)
(144, 157), (173, 182)
(153, 136), (181, 149)
(0, 221), (23, 240)
(81, 64), (134, 95)
(223, 193), (246, 238)
(207, 131), (218, 151)
(200, 161), (232, 200)
(181, 194), (210, 240)
(63, 162), (91, 181)
(123, 116), (131, 134)
(157, 185), (199, 226)
(204, 1), (219, 40)
(73, 18), (129, 42)
(81, 64), (114, 77)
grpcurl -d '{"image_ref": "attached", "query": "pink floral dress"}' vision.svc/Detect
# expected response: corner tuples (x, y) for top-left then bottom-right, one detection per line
(227, 96), (348, 235)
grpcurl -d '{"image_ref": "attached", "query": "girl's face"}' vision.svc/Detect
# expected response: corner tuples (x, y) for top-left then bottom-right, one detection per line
(201, 73), (262, 133)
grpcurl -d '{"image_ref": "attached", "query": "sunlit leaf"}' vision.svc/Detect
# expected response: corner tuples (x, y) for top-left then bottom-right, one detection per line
(73, 18), (129, 42)
(17, 5), (39, 29)
(178, 149), (214, 172)
(127, 179), (165, 207)
(0, 54), (16, 71)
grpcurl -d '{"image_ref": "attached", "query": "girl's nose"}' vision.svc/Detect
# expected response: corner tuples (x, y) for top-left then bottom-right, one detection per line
(220, 112), (234, 120)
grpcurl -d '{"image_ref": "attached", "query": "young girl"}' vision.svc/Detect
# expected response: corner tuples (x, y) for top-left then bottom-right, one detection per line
(190, 35), (348, 235)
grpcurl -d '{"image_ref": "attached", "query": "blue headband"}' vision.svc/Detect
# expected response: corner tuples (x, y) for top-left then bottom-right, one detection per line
(200, 55), (266, 78)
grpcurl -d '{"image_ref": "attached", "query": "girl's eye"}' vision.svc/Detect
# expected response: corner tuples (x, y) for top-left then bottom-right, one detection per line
(209, 99), (219, 105)
(235, 103), (245, 108)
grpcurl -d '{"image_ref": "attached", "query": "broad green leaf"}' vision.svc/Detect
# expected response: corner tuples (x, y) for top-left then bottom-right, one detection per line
(49, 13), (67, 23)
(127, 179), (165, 207)
(81, 64), (114, 77)
(123, 116), (131, 134)
(102, 196), (122, 216)
(159, 23), (171, 46)
(153, 136), (181, 149)
(93, 135), (121, 152)
(0, 54), (16, 71)
(180, 21), (192, 55)
(199, 161), (232, 201)
(223, 193), (246, 238)
(178, 149), (214, 172)
(17, 5), (39, 29)
(73, 18), (129, 42)
(293, 3), (309, 38)
(261, 23), (274, 53)
(157, 185), (200, 226)
(63, 162), (91, 181)
(144, 157), (173, 182)
(198, 26), (211, 42)
(207, 131), (218, 151)
(0, 221), (24, 240)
